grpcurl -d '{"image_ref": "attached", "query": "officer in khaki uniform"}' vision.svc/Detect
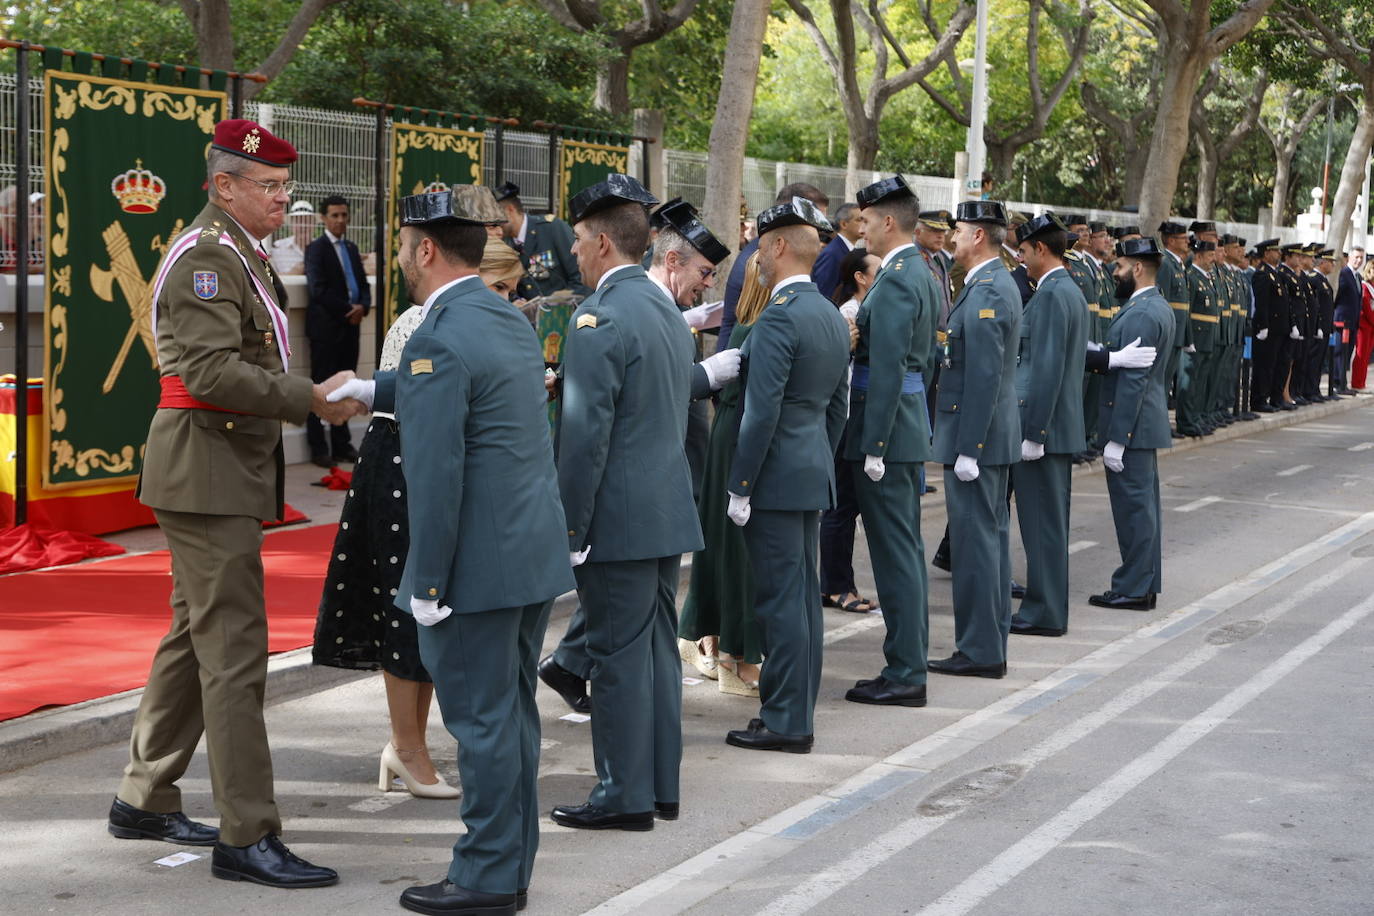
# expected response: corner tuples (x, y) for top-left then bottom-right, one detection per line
(112, 120), (348, 889)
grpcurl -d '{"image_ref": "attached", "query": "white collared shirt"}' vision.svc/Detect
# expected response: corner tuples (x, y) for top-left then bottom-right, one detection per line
(881, 243), (915, 269)
(596, 262), (638, 291)
(418, 274), (480, 322)
(324, 228), (356, 278)
(771, 273), (811, 298)
(1128, 284), (1156, 302)
(964, 256), (1000, 285)
(1039, 265), (1066, 283)
(648, 271), (675, 305)
(839, 233), (858, 252)
(1166, 249), (1184, 266)
(514, 214), (529, 247)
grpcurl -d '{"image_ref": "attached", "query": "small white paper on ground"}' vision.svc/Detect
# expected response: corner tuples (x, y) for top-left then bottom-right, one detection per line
(154, 852), (201, 868)
(683, 677), (703, 686)
(559, 712), (591, 724)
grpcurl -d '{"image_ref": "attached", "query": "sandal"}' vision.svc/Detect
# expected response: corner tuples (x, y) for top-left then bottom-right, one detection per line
(678, 637), (719, 680)
(717, 656), (760, 698)
(828, 592), (877, 613)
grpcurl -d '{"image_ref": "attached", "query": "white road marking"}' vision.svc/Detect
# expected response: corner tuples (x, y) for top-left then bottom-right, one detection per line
(1174, 496), (1222, 513)
(1276, 464), (1312, 477)
(1349, 442), (1373, 452)
(347, 791), (413, 814)
(1067, 541), (1096, 554)
(822, 615), (885, 645)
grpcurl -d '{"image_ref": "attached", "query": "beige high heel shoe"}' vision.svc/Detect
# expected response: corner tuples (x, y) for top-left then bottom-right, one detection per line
(717, 656), (760, 698)
(378, 743), (460, 799)
(678, 637), (719, 680)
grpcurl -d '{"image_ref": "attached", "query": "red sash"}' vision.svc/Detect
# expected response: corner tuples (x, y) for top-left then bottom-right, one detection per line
(157, 375), (240, 414)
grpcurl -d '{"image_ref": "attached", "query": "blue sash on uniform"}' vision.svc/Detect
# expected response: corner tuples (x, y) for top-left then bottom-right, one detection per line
(851, 364), (924, 394)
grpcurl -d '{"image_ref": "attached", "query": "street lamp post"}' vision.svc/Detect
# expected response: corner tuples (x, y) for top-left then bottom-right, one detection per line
(964, 0), (990, 200)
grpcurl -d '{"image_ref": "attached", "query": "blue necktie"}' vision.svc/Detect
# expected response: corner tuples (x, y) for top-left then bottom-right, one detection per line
(336, 240), (361, 303)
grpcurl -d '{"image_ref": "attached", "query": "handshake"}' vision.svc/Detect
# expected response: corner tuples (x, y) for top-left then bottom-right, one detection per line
(311, 371), (371, 426)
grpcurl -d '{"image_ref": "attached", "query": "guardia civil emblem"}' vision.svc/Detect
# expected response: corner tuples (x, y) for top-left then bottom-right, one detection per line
(193, 271), (219, 300)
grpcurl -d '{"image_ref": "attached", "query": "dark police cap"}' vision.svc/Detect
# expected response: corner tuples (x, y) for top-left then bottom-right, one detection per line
(918, 209), (952, 230)
(1115, 237), (1163, 259)
(1319, 248), (1336, 260)
(657, 199), (730, 265)
(856, 174), (916, 209)
(1303, 241), (1322, 255)
(1088, 220), (1109, 234)
(1218, 233), (1236, 246)
(1236, 236), (1246, 247)
(757, 196), (833, 236)
(494, 181), (521, 202)
(568, 174), (658, 226)
(1189, 220), (1216, 235)
(1015, 212), (1067, 245)
(400, 189), (504, 226)
(1256, 238), (1281, 252)
(1281, 242), (1304, 254)
(953, 199), (1008, 227)
(1063, 213), (1088, 227)
(1113, 225), (1141, 239)
(1158, 220), (1187, 237)
(649, 197), (683, 230)
(1189, 238), (1216, 252)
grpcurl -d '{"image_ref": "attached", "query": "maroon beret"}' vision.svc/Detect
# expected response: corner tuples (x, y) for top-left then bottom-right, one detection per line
(210, 119), (297, 167)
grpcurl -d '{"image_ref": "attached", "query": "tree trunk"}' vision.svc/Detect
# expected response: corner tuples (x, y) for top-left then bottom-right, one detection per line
(844, 116), (879, 200)
(594, 52), (633, 116)
(988, 141), (1017, 187)
(702, 0), (771, 298)
(1138, 47), (1205, 230)
(189, 0), (235, 70)
(1123, 141), (1151, 207)
(1271, 148), (1293, 230)
(1325, 96), (1374, 252)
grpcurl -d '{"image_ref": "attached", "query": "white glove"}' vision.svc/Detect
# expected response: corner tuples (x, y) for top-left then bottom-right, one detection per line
(410, 597), (453, 627)
(326, 378), (376, 411)
(864, 454), (885, 482)
(727, 492), (751, 527)
(570, 545), (591, 567)
(1317, 329), (1325, 339)
(954, 454), (980, 482)
(1103, 441), (1125, 473)
(1184, 344), (1197, 354)
(1021, 439), (1045, 461)
(682, 300), (723, 330)
(1256, 328), (1269, 341)
(701, 348), (742, 390)
(1108, 337), (1157, 370)
(1290, 326), (1301, 340)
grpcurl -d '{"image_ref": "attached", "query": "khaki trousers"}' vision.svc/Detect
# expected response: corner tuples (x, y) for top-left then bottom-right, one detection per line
(117, 509), (280, 846)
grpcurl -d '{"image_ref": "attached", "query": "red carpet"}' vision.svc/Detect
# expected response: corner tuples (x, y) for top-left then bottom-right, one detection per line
(0, 523), (338, 722)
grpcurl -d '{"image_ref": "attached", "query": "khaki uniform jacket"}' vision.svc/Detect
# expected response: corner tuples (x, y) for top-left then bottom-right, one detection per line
(137, 203), (313, 521)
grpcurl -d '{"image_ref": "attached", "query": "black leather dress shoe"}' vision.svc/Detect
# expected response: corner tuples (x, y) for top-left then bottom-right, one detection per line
(1254, 404), (1276, 413)
(1280, 401), (1298, 411)
(537, 655), (590, 713)
(399, 880), (517, 915)
(211, 834), (338, 888)
(1240, 412), (1259, 421)
(1010, 579), (1026, 599)
(108, 797), (218, 846)
(654, 802), (679, 821)
(931, 550), (951, 572)
(1010, 615), (1066, 637)
(725, 718), (813, 753)
(1087, 590), (1157, 611)
(927, 652), (1006, 678)
(844, 676), (927, 707)
(550, 803), (653, 831)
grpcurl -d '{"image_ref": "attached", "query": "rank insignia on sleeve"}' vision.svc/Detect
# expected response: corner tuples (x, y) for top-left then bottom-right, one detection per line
(576, 314), (598, 329)
(978, 308), (995, 319)
(193, 271), (218, 299)
(410, 358), (434, 375)
(772, 296), (786, 305)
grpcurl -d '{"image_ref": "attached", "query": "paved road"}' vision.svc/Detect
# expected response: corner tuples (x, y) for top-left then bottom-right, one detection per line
(2, 403), (1372, 914)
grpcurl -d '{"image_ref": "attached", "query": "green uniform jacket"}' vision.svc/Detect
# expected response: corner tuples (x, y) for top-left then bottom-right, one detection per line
(557, 264), (703, 560)
(1188, 264), (1219, 353)
(515, 213), (592, 299)
(1016, 268), (1088, 454)
(385, 277), (577, 612)
(138, 203), (312, 522)
(1063, 251), (1101, 335)
(1097, 287), (1176, 449)
(730, 279), (850, 510)
(844, 245), (936, 463)
(1158, 252), (1192, 349)
(932, 259), (1022, 466)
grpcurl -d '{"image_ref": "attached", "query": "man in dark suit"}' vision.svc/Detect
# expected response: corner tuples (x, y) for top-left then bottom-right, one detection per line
(1334, 248), (1364, 393)
(811, 201), (863, 301)
(304, 195), (370, 467)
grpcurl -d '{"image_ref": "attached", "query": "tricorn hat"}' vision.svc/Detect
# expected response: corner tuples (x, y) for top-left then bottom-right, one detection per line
(1189, 238), (1216, 252)
(657, 199), (730, 265)
(856, 175), (916, 209)
(568, 174), (658, 226)
(1063, 213), (1088, 227)
(493, 182), (521, 203)
(649, 196), (683, 230)
(1087, 220), (1109, 234)
(1115, 237), (1163, 259)
(953, 199), (1008, 227)
(1158, 220), (1187, 237)
(1189, 220), (1216, 235)
(757, 196), (833, 236)
(1113, 225), (1141, 239)
(400, 189), (505, 226)
(1015, 212), (1067, 246)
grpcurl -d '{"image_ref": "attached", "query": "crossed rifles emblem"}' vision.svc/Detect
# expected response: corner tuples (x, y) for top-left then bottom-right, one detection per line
(90, 218), (182, 394)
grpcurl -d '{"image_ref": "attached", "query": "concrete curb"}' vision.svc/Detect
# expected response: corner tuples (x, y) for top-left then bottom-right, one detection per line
(1, 395), (1368, 774)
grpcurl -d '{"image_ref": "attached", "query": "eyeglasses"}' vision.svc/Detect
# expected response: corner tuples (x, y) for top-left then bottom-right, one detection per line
(230, 173), (297, 197)
(696, 265), (717, 282)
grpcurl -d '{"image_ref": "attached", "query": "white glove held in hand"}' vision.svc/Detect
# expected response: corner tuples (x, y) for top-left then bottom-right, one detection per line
(700, 349), (742, 390)
(1021, 439), (1046, 461)
(727, 493), (751, 527)
(1103, 441), (1125, 473)
(1317, 329), (1325, 339)
(954, 454), (980, 482)
(1184, 344), (1197, 354)
(1256, 328), (1269, 341)
(570, 545), (591, 567)
(864, 455), (885, 482)
(1108, 336), (1157, 370)
(410, 597), (452, 627)
(1290, 326), (1302, 340)
(326, 378), (376, 411)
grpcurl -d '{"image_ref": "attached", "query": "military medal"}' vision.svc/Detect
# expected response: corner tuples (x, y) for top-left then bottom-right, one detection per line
(264, 330), (274, 349)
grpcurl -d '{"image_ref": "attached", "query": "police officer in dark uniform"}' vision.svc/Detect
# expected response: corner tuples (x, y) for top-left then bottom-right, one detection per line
(1278, 243), (1310, 407)
(1249, 239), (1287, 411)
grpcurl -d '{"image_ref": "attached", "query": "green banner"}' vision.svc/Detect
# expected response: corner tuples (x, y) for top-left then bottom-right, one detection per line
(558, 138), (630, 220)
(44, 71), (226, 489)
(386, 122), (485, 328)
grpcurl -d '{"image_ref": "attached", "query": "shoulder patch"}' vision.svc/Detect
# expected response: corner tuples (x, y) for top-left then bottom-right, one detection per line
(576, 313), (598, 329)
(772, 296), (787, 305)
(978, 308), (996, 319)
(192, 271), (218, 300)
(410, 358), (434, 375)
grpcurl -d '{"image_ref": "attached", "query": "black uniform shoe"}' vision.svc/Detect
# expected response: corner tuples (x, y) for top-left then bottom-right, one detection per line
(333, 444), (359, 463)
(1280, 401), (1298, 411)
(310, 453), (337, 468)
(931, 550), (951, 572)
(654, 802), (680, 821)
(108, 797), (218, 846)
(844, 676), (927, 707)
(211, 834), (338, 888)
(550, 803), (654, 831)
(399, 880), (517, 915)
(1010, 615), (1066, 637)
(1087, 590), (1157, 611)
(1010, 579), (1026, 599)
(537, 655), (590, 713)
(1253, 404), (1276, 413)
(1239, 412), (1260, 421)
(927, 652), (1006, 678)
(1293, 396), (1310, 406)
(725, 718), (814, 753)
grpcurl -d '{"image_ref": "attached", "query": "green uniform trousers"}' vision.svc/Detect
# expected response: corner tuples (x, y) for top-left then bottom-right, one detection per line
(1082, 372), (1103, 447)
(1166, 345), (1185, 407)
(576, 556), (683, 813)
(852, 462), (927, 686)
(1105, 448), (1163, 597)
(1011, 454), (1073, 631)
(119, 509), (279, 847)
(743, 509), (823, 737)
(418, 600), (551, 894)
(552, 606), (592, 680)
(943, 465), (1013, 667)
(1208, 343), (1231, 421)
(1177, 350), (1215, 434)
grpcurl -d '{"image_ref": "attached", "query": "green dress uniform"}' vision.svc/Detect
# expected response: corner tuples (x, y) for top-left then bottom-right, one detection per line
(1096, 283), (1177, 597)
(932, 255), (1022, 668)
(371, 271), (576, 895)
(514, 212), (592, 300)
(730, 276), (850, 736)
(1157, 250), (1192, 404)
(1011, 265), (1088, 632)
(844, 243), (937, 687)
(1176, 262), (1219, 435)
(559, 262), (703, 813)
(1065, 250), (1103, 450)
(121, 202), (313, 847)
